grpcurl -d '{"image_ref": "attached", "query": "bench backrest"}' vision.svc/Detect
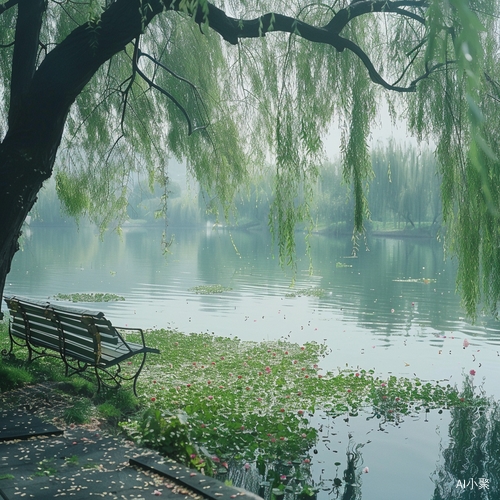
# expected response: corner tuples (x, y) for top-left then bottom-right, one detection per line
(3, 295), (122, 364)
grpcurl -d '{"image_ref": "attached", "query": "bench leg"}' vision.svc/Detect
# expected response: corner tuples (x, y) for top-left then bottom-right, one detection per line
(131, 352), (148, 397)
(94, 366), (102, 394)
(1, 334), (14, 359)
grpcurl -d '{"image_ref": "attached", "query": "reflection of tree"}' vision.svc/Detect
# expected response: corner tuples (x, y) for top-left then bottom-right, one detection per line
(335, 440), (364, 500)
(431, 379), (499, 499)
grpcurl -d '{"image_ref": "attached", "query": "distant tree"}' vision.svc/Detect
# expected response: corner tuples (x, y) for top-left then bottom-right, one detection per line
(369, 143), (441, 230)
(1, 1), (500, 318)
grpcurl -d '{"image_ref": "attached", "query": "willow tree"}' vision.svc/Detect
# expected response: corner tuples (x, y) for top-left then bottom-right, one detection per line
(0, 0), (499, 318)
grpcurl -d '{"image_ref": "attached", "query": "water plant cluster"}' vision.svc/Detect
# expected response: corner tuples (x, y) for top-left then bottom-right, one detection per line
(53, 293), (125, 303)
(125, 330), (486, 474)
(284, 288), (325, 298)
(188, 285), (233, 294)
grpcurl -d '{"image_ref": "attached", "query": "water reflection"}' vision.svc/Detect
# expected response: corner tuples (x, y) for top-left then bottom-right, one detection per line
(431, 394), (499, 498)
(220, 398), (499, 500)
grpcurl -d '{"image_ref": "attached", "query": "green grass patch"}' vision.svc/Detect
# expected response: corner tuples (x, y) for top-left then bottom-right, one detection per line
(63, 398), (93, 425)
(0, 363), (35, 392)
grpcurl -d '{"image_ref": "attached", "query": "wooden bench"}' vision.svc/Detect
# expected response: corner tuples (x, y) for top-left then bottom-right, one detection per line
(2, 295), (160, 396)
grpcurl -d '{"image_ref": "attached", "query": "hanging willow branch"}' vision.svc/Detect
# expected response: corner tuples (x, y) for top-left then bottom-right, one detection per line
(132, 38), (208, 136)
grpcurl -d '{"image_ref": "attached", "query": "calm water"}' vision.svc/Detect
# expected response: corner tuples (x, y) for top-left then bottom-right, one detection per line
(5, 226), (500, 499)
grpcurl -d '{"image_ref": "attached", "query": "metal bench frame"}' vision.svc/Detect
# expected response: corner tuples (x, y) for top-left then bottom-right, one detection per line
(2, 295), (160, 396)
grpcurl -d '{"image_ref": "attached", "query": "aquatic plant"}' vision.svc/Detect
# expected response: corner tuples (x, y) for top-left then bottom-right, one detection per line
(284, 288), (325, 298)
(129, 329), (485, 467)
(188, 285), (233, 294)
(53, 293), (125, 303)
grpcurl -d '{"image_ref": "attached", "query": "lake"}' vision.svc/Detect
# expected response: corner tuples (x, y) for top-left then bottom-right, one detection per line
(5, 225), (500, 499)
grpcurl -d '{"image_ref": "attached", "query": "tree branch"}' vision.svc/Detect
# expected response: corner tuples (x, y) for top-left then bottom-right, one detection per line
(134, 42), (208, 135)
(166, 0), (425, 91)
(326, 1), (427, 33)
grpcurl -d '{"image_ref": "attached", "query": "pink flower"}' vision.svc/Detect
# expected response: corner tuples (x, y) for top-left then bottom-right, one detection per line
(470, 369), (476, 376)
(363, 467), (369, 473)
(191, 454), (197, 459)
(244, 463), (250, 470)
(153, 490), (162, 496)
(151, 397), (156, 401)
(208, 396), (214, 400)
(301, 433), (307, 438)
(280, 475), (287, 480)
(463, 339), (470, 348)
